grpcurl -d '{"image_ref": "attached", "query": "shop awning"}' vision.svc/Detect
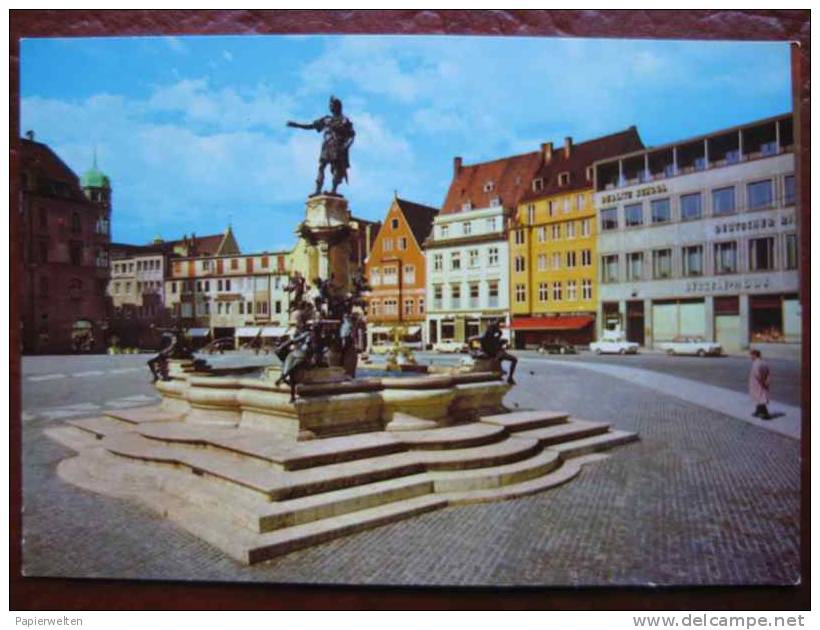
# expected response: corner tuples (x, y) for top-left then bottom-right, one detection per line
(510, 316), (594, 331)
(369, 326), (391, 334)
(236, 327), (261, 337)
(404, 326), (421, 336)
(186, 328), (211, 337)
(261, 326), (288, 337)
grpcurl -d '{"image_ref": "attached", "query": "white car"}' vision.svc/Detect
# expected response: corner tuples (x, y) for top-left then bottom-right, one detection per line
(589, 331), (639, 355)
(656, 336), (723, 357)
(433, 339), (469, 353)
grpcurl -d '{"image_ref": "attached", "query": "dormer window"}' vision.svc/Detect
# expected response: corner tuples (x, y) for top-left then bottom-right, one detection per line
(462, 201), (472, 211)
(558, 172), (571, 187)
(490, 197), (501, 207)
(484, 181), (495, 192)
(532, 178), (544, 192)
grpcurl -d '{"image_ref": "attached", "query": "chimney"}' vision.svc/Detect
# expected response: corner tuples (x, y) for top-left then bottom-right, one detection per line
(564, 137), (573, 158)
(25, 130), (34, 141)
(453, 156), (463, 176)
(541, 142), (553, 163)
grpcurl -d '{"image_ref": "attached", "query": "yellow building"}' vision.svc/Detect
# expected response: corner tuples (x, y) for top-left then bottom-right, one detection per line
(509, 129), (644, 348)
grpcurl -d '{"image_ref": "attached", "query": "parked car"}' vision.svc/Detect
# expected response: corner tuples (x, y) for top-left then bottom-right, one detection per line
(537, 339), (577, 355)
(433, 339), (469, 353)
(589, 330), (639, 355)
(656, 336), (723, 357)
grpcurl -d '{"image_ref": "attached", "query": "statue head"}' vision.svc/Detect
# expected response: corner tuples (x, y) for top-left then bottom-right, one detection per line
(329, 95), (343, 115)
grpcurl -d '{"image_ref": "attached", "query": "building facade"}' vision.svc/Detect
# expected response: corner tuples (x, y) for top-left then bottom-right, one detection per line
(509, 129), (645, 348)
(424, 151), (545, 345)
(164, 250), (291, 347)
(19, 134), (112, 353)
(593, 113), (798, 353)
(365, 196), (438, 348)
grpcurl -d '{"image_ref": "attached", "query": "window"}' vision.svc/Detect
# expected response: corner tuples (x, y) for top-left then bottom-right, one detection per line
(714, 241), (738, 274)
(202, 259), (213, 272)
(486, 217), (497, 232)
(551, 224), (561, 240)
(563, 198), (571, 214)
(69, 241), (83, 265)
(450, 284), (461, 309)
(626, 252), (643, 281)
(488, 281), (499, 308)
(225, 279), (231, 291)
(582, 279), (592, 300)
(484, 181), (495, 192)
(747, 179), (774, 210)
(580, 218), (591, 237)
(537, 226), (546, 243)
(468, 249), (479, 268)
(204, 280), (210, 292)
(398, 237), (407, 251)
(785, 234), (798, 270)
(239, 301), (244, 315)
(566, 251), (576, 268)
(749, 237), (775, 271)
(784, 174), (796, 206)
(469, 283), (480, 308)
(601, 207), (618, 231)
(602, 255), (619, 283)
(548, 201), (556, 217)
(680, 193), (702, 221)
(581, 249), (592, 266)
(217, 302), (224, 315)
(552, 252), (561, 269)
(566, 221), (576, 238)
(489, 197), (501, 207)
(391, 218), (399, 229)
(433, 284), (443, 309)
(404, 299), (414, 316)
(537, 254), (547, 271)
(419, 298), (425, 314)
(371, 267), (381, 286)
(650, 198), (670, 224)
(383, 238), (393, 251)
(682, 245), (703, 276)
(625, 203), (643, 227)
(462, 202), (472, 212)
(712, 187), (736, 215)
(488, 247), (499, 266)
(515, 284), (526, 303)
(652, 249), (672, 279)
(558, 172), (570, 187)
(370, 300), (380, 316)
(440, 225), (449, 239)
(514, 255), (526, 273)
(538, 282), (549, 302)
(231, 258), (239, 270)
(217, 280), (223, 291)
(576, 194), (585, 210)
(527, 204), (536, 224)
(384, 299), (398, 315)
(383, 266), (398, 284)
(403, 264), (415, 284)
(532, 178), (544, 192)
(552, 281), (563, 301)
(463, 221), (472, 236)
(566, 280), (577, 301)
(261, 256), (269, 268)
(450, 251), (461, 270)
(275, 301), (282, 314)
(247, 301), (253, 314)
(514, 229), (525, 245)
(433, 254), (443, 272)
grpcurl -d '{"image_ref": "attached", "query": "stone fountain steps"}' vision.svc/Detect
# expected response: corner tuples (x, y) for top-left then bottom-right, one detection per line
(69, 415), (139, 439)
(480, 410), (571, 432)
(515, 419), (611, 445)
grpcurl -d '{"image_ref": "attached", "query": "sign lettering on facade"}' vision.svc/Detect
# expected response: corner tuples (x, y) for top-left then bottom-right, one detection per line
(600, 183), (668, 205)
(684, 276), (772, 294)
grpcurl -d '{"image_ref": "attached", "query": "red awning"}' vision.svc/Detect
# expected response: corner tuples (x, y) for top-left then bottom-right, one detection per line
(510, 315), (594, 331)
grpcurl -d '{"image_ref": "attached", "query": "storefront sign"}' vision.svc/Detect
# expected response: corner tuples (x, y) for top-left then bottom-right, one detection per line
(684, 277), (771, 294)
(600, 183), (668, 205)
(714, 213), (794, 235)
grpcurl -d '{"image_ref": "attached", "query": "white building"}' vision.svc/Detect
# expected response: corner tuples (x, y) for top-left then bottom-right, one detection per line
(593, 113), (798, 353)
(424, 205), (510, 344)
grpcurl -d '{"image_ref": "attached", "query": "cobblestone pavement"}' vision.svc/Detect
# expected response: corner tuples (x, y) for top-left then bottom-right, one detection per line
(20, 358), (801, 586)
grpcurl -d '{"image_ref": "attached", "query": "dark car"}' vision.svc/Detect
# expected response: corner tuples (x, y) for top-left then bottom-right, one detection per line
(537, 339), (577, 355)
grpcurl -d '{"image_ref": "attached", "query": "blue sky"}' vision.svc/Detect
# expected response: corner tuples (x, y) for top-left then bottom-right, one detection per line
(21, 35), (791, 253)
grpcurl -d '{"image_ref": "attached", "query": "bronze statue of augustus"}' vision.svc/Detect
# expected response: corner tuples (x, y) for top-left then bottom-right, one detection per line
(287, 96), (355, 196)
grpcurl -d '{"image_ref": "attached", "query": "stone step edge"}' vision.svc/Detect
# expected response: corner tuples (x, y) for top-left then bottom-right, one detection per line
(515, 419), (611, 446)
(480, 410), (570, 432)
(548, 429), (639, 458)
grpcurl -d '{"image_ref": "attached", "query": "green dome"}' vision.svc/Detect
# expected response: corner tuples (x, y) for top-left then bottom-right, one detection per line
(81, 167), (110, 189)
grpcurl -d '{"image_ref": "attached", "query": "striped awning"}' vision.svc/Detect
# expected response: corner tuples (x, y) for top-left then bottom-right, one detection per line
(236, 327), (261, 337)
(510, 316), (594, 331)
(186, 328), (211, 337)
(261, 326), (288, 337)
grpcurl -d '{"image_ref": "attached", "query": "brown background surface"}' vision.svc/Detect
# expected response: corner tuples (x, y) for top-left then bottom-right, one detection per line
(9, 9), (810, 611)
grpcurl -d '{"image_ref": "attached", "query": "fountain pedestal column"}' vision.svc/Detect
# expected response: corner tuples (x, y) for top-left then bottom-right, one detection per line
(291, 194), (353, 293)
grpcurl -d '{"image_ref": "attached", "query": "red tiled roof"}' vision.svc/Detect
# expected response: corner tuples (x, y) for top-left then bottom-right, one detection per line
(510, 315), (594, 331)
(441, 151), (542, 215)
(520, 127), (644, 202)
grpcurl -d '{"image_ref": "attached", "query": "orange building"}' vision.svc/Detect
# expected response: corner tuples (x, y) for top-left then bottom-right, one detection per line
(365, 196), (438, 349)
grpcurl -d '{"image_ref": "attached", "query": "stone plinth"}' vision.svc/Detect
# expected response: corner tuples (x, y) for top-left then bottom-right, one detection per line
(291, 194), (353, 292)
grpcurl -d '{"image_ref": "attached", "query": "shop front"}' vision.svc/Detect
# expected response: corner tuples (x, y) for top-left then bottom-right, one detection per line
(511, 314), (595, 349)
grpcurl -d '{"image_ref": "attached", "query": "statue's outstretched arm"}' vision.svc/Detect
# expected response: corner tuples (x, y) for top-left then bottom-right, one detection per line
(287, 121), (316, 130)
